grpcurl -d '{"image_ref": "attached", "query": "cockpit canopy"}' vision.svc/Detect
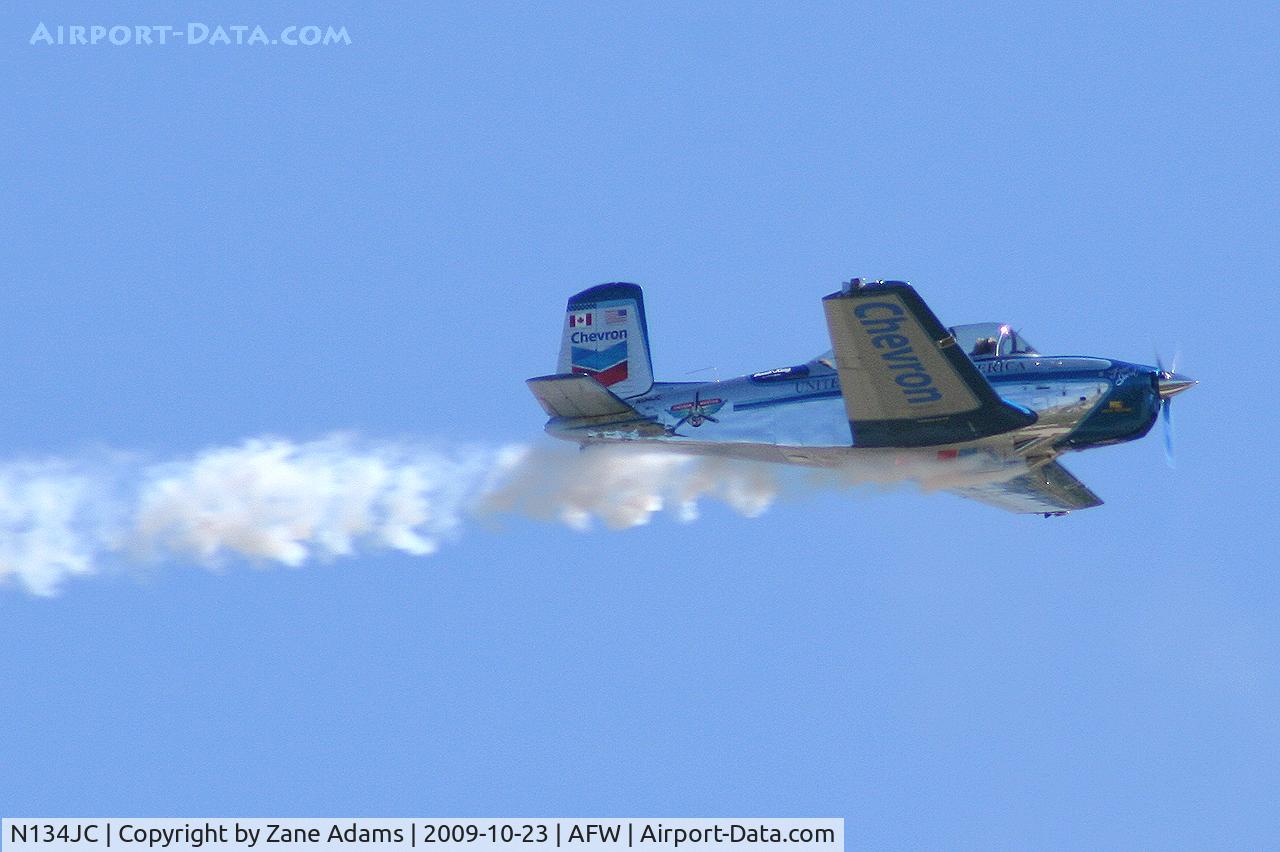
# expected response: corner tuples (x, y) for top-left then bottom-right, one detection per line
(810, 321), (1037, 366)
(949, 322), (1038, 358)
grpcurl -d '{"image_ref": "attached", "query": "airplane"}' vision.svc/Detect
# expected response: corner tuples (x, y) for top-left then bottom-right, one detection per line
(526, 280), (1196, 515)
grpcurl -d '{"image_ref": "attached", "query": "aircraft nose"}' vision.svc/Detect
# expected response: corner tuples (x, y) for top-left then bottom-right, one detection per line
(1156, 371), (1197, 399)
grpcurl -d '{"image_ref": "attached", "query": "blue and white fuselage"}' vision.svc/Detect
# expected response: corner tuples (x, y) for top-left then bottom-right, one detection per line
(554, 353), (1152, 457)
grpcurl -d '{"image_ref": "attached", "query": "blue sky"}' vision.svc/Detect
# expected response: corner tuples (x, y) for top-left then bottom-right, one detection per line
(2, 1), (1278, 846)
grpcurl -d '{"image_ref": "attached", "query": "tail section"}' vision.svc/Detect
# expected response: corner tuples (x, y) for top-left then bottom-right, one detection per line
(556, 282), (654, 399)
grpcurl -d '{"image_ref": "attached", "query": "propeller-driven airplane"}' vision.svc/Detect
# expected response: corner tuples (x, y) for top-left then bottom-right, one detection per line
(526, 280), (1196, 515)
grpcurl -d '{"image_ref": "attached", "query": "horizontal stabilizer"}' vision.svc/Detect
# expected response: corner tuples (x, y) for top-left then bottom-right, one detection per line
(949, 459), (1103, 514)
(526, 373), (667, 437)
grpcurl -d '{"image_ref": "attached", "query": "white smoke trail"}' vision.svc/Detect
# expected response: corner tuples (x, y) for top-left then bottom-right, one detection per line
(0, 434), (1008, 597)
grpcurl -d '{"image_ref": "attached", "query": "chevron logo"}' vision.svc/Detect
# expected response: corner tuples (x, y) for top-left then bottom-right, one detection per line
(571, 341), (628, 387)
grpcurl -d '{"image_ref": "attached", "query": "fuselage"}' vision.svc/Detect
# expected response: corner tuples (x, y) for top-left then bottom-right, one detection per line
(546, 352), (1166, 465)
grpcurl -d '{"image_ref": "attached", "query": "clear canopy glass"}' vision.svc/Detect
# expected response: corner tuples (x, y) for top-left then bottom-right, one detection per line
(948, 322), (1038, 358)
(810, 322), (1037, 366)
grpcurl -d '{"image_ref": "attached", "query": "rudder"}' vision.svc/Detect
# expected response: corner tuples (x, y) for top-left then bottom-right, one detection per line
(555, 282), (654, 398)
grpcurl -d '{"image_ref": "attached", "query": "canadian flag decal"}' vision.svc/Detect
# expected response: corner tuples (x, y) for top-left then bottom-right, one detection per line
(569, 312), (592, 328)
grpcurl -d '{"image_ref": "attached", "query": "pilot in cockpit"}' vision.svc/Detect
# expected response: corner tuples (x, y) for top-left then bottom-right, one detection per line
(971, 337), (998, 357)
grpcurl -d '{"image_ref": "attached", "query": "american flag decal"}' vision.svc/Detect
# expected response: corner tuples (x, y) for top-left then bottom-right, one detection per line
(605, 308), (628, 324)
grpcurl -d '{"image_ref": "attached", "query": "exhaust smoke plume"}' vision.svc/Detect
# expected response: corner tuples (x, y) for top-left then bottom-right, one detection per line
(0, 434), (999, 596)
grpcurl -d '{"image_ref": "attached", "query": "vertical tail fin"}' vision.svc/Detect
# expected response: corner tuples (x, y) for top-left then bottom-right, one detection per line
(556, 282), (654, 399)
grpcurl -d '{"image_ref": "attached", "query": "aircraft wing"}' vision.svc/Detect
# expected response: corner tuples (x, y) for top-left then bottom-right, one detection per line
(822, 281), (1037, 447)
(949, 460), (1104, 514)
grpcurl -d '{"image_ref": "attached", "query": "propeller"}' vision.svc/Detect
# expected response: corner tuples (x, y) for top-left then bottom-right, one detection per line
(1154, 350), (1195, 468)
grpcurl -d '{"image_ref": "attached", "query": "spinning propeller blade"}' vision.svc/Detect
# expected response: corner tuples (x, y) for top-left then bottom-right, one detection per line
(1154, 350), (1195, 469)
